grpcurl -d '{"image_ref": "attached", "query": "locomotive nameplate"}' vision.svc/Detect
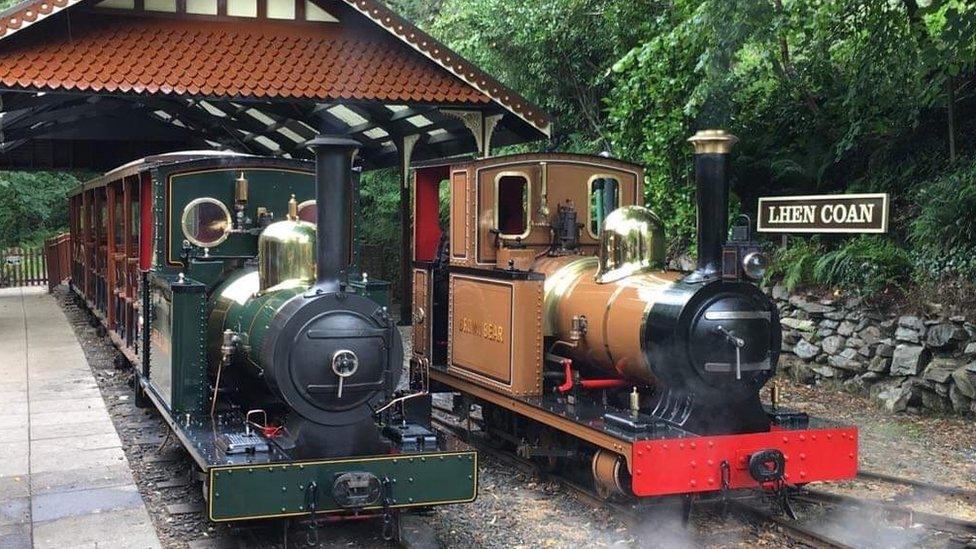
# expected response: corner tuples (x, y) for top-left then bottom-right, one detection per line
(757, 193), (889, 233)
(448, 274), (544, 396)
(450, 276), (513, 383)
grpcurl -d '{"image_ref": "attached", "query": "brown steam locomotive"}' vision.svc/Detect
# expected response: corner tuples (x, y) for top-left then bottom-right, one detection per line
(408, 130), (858, 501)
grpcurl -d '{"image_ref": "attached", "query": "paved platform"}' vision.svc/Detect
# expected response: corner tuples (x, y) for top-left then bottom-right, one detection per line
(0, 287), (161, 549)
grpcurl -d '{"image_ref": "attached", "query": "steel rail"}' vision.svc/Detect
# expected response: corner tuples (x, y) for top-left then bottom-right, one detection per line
(429, 410), (644, 526)
(727, 500), (855, 549)
(857, 470), (976, 500)
(798, 488), (976, 539)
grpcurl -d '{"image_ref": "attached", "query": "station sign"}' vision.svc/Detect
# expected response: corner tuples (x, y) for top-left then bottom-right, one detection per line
(757, 193), (889, 234)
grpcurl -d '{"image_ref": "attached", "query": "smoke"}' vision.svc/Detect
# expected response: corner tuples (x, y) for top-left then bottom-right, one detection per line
(804, 499), (929, 549)
(626, 502), (749, 549)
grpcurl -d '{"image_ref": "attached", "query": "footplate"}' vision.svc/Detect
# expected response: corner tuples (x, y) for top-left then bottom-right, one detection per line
(207, 451), (478, 521)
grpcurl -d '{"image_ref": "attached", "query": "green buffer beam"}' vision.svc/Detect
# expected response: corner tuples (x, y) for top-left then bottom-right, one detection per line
(208, 451), (478, 521)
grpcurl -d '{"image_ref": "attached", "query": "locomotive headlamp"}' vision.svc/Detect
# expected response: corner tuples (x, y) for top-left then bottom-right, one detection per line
(742, 251), (767, 281)
(722, 215), (765, 281)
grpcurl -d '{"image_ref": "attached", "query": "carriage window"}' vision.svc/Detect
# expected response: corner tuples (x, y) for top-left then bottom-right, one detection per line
(588, 176), (620, 237)
(100, 204), (108, 241)
(132, 199), (140, 240)
(495, 174), (530, 238)
(115, 201), (125, 245)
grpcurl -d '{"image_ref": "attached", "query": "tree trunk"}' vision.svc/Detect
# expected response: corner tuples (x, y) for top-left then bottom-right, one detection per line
(948, 77), (957, 163)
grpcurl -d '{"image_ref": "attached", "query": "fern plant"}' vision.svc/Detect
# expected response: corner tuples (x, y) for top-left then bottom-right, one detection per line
(766, 235), (911, 296)
(812, 236), (912, 296)
(764, 237), (823, 291)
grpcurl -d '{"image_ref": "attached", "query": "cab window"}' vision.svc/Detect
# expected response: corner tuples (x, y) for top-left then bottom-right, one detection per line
(588, 176), (620, 237)
(496, 174), (529, 237)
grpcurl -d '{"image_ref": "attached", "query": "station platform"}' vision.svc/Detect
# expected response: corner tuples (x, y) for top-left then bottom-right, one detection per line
(0, 287), (160, 549)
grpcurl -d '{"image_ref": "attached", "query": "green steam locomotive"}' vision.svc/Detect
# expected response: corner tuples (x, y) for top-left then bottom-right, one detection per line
(67, 139), (476, 536)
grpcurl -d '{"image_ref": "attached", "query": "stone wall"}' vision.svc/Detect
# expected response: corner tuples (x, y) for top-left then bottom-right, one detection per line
(772, 284), (976, 415)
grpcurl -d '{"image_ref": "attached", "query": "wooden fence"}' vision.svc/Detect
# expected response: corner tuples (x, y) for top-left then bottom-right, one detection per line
(44, 233), (71, 292)
(0, 234), (71, 291)
(0, 246), (48, 289)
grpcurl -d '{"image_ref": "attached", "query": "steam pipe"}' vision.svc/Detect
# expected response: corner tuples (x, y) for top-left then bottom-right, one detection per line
(687, 130), (738, 281)
(553, 356), (630, 394)
(309, 136), (361, 295)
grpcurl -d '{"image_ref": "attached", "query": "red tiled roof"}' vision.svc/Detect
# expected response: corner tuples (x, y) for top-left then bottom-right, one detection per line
(0, 13), (494, 104)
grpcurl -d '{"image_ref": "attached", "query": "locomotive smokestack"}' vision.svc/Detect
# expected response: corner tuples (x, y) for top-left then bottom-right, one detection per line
(309, 136), (360, 294)
(687, 129), (738, 280)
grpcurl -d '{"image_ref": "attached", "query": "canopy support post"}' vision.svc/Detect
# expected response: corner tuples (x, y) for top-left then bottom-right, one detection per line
(398, 134), (419, 325)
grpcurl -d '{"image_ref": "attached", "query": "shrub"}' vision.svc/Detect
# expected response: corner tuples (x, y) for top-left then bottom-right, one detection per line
(0, 171), (81, 249)
(766, 235), (911, 295)
(909, 159), (976, 280)
(812, 235), (912, 296)
(765, 237), (823, 291)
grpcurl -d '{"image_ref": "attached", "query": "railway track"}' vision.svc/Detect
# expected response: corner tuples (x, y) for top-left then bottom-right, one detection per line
(430, 406), (976, 549)
(857, 469), (976, 500)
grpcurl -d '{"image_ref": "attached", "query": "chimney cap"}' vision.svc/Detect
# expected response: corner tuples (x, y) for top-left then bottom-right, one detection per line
(308, 135), (362, 149)
(687, 129), (739, 155)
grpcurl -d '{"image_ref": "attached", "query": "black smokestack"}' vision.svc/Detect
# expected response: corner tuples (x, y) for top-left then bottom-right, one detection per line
(688, 130), (738, 280)
(309, 136), (360, 294)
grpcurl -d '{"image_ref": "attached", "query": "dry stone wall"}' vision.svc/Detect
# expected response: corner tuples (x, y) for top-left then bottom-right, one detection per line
(772, 284), (976, 415)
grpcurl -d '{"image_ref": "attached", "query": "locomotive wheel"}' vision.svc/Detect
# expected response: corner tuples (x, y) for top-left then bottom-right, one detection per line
(591, 449), (628, 500)
(526, 425), (562, 473)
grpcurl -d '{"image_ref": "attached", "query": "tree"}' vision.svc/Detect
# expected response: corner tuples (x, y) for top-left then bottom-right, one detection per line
(607, 0), (976, 259)
(0, 172), (81, 248)
(431, 0), (661, 150)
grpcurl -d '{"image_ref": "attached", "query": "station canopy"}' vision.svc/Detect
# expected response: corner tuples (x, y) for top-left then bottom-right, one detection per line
(0, 0), (550, 171)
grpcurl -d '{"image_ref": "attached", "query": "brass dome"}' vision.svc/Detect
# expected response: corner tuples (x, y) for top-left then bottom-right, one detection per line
(596, 206), (665, 284)
(258, 219), (317, 292)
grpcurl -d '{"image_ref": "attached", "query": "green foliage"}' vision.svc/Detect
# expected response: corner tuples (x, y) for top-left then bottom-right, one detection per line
(0, 172), (81, 249)
(606, 0), (976, 264)
(383, 0), (446, 28)
(767, 236), (912, 296)
(811, 236), (912, 296)
(765, 238), (823, 292)
(605, 0), (707, 253)
(357, 168), (403, 278)
(910, 158), (976, 278)
(431, 0), (656, 148)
